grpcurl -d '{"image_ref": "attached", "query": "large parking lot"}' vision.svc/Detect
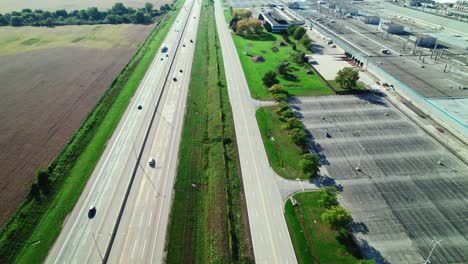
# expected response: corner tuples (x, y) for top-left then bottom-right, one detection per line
(291, 94), (468, 263)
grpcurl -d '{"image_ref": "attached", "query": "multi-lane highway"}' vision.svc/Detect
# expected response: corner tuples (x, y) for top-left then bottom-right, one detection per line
(46, 0), (201, 263)
(214, 1), (297, 263)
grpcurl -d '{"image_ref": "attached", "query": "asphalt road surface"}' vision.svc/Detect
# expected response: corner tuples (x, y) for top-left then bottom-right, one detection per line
(46, 0), (201, 263)
(214, 1), (297, 263)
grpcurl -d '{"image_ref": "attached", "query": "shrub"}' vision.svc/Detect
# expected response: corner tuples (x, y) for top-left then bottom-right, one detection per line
(321, 206), (352, 229)
(300, 153), (320, 177)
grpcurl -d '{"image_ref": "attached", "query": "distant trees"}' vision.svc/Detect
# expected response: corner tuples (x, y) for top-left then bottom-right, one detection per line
(335, 67), (360, 90)
(0, 2), (170, 27)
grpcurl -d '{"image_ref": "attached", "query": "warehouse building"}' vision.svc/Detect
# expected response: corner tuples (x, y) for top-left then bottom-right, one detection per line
(259, 11), (289, 33)
(258, 9), (304, 33)
(409, 35), (437, 48)
(361, 16), (381, 25)
(379, 22), (405, 34)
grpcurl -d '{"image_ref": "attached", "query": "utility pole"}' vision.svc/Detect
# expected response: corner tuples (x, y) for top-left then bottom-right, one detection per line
(423, 240), (442, 264)
(355, 144), (365, 171)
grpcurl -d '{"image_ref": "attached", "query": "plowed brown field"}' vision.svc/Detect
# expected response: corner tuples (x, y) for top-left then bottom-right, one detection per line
(0, 24), (153, 226)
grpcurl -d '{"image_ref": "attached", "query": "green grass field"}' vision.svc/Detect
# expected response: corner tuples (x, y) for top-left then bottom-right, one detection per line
(0, 2), (184, 263)
(256, 106), (308, 180)
(224, 10), (332, 100)
(165, 1), (253, 263)
(285, 192), (361, 264)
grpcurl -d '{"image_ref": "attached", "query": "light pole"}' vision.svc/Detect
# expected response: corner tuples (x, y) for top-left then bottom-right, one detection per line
(423, 240), (442, 264)
(91, 232), (103, 261)
(355, 144), (365, 171)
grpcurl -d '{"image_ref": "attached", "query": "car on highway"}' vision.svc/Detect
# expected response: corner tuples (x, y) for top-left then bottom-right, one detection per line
(138, 105), (142, 110)
(88, 206), (96, 219)
(325, 131), (331, 138)
(161, 43), (168, 53)
(149, 158), (155, 167)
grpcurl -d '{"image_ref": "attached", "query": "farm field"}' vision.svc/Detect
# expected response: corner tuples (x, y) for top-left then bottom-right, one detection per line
(0, 24), (153, 226)
(0, 0), (172, 12)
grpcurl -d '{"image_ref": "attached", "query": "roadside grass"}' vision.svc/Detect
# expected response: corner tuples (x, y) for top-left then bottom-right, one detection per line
(223, 10), (332, 100)
(256, 106), (308, 180)
(0, 1), (184, 263)
(165, 1), (253, 263)
(285, 192), (361, 264)
(328, 80), (367, 94)
(284, 199), (316, 264)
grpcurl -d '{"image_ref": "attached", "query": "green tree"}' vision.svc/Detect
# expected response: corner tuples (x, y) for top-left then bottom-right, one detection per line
(357, 260), (377, 264)
(10, 16), (24, 26)
(262, 71), (279, 88)
(281, 109), (294, 119)
(319, 186), (339, 208)
(301, 34), (312, 49)
(275, 102), (290, 114)
(0, 14), (9, 26)
(267, 84), (285, 94)
(273, 93), (288, 103)
(287, 24), (299, 36)
(300, 153), (320, 177)
(112, 2), (128, 15)
(290, 51), (305, 64)
(30, 183), (40, 198)
(54, 9), (68, 18)
(45, 17), (54, 27)
(336, 67), (360, 90)
(134, 11), (147, 23)
(86, 7), (100, 20)
(321, 206), (352, 229)
(276, 60), (290, 77)
(293, 26), (306, 40)
(144, 2), (154, 13)
(105, 14), (120, 24)
(290, 128), (308, 146)
(282, 117), (303, 130)
(37, 168), (50, 190)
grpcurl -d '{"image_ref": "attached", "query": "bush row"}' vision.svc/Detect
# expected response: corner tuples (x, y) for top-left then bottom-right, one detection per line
(0, 2), (172, 27)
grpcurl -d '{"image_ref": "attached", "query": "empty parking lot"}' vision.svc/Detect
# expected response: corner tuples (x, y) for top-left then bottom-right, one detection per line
(291, 94), (468, 264)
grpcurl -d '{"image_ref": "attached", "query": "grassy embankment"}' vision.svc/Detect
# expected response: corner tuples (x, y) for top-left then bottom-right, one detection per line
(165, 0), (253, 263)
(256, 107), (306, 180)
(0, 1), (184, 263)
(285, 192), (361, 264)
(224, 10), (332, 99)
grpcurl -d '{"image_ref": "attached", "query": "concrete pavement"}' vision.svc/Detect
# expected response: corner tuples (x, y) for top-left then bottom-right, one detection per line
(46, 0), (201, 263)
(214, 1), (297, 263)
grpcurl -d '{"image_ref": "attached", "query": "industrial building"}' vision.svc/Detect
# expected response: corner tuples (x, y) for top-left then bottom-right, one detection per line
(405, 0), (435, 7)
(409, 35), (437, 48)
(259, 11), (289, 33)
(361, 16), (381, 25)
(258, 8), (304, 33)
(447, 0), (468, 19)
(379, 22), (405, 34)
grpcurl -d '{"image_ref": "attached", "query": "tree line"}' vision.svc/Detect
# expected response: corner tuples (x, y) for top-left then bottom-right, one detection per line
(0, 2), (172, 27)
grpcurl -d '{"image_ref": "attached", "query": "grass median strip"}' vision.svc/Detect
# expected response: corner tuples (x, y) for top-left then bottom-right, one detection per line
(256, 106), (307, 180)
(0, 1), (184, 263)
(165, 0), (254, 262)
